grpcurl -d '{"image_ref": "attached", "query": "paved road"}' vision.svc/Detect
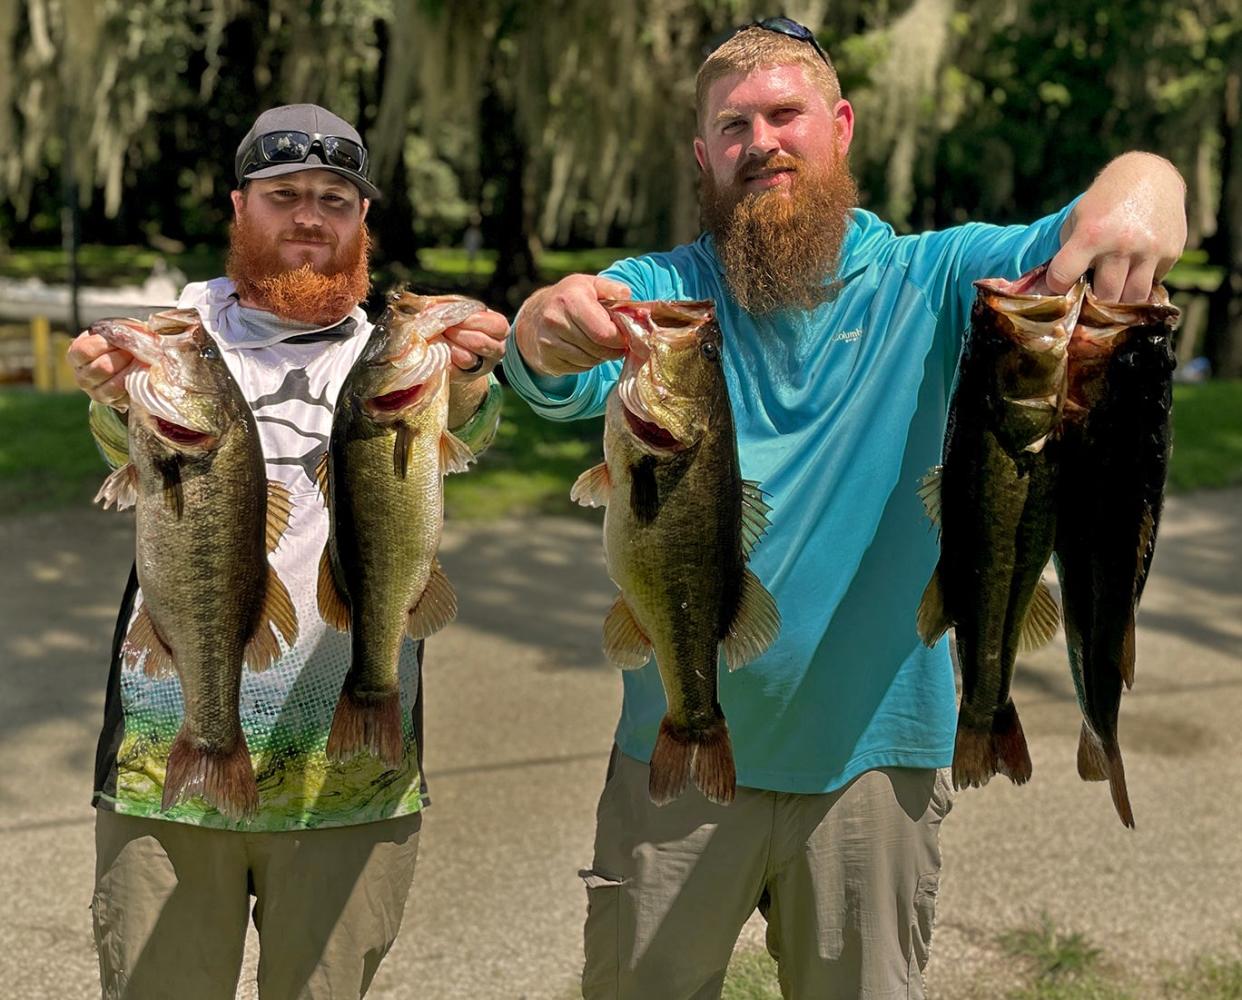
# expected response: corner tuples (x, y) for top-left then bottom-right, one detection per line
(1, 491), (1238, 998)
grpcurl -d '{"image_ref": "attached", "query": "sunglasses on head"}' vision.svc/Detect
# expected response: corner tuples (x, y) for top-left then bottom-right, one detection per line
(704, 16), (832, 68)
(238, 130), (369, 180)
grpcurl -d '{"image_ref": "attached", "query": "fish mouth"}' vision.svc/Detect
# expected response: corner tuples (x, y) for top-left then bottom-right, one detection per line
(152, 416), (215, 449)
(623, 404), (686, 452)
(368, 381), (431, 414)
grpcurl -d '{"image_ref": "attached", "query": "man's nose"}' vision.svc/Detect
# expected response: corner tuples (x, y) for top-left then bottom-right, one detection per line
(291, 195), (325, 226)
(746, 118), (780, 158)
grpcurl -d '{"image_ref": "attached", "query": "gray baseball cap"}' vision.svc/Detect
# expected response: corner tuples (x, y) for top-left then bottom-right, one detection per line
(234, 103), (381, 201)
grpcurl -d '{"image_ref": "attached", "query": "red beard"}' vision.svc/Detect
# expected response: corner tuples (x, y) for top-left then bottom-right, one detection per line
(701, 149), (858, 314)
(226, 211), (372, 327)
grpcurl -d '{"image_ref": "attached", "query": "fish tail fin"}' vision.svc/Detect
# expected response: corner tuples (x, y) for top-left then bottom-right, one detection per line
(951, 721), (995, 790)
(991, 700), (1033, 785)
(952, 701), (1031, 790)
(690, 720), (736, 806)
(161, 729), (257, 821)
(326, 687), (405, 769)
(648, 718), (695, 807)
(1077, 722), (1135, 828)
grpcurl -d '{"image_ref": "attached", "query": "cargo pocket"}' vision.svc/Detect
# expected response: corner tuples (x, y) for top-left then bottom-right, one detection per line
(908, 872), (941, 998)
(580, 868), (627, 1000)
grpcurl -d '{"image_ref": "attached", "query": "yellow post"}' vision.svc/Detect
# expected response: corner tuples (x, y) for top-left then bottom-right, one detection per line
(53, 332), (76, 391)
(31, 315), (52, 391)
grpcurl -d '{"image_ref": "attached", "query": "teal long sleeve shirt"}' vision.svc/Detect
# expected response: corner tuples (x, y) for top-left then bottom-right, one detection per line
(504, 205), (1074, 794)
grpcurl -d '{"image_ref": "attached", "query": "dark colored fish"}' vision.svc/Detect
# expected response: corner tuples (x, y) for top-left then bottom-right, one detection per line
(571, 299), (779, 806)
(317, 291), (480, 768)
(919, 268), (1083, 791)
(1054, 285), (1178, 828)
(94, 309), (297, 821)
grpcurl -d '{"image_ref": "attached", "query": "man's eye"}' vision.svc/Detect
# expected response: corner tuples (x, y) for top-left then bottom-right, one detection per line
(722, 120), (746, 135)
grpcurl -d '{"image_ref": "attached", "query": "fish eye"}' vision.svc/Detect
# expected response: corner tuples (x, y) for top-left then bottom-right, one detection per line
(701, 341), (719, 361)
(200, 343), (219, 360)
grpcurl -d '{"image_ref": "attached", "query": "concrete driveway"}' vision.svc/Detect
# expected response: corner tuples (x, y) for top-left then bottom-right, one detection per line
(0, 489), (1238, 998)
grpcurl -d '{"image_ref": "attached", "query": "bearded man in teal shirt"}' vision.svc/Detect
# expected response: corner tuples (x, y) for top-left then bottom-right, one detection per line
(505, 19), (1187, 1000)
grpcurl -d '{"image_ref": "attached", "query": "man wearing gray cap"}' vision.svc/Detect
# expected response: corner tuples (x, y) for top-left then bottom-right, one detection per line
(68, 103), (508, 998)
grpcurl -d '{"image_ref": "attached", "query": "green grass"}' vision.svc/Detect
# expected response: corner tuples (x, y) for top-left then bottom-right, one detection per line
(722, 948), (782, 999)
(444, 387), (603, 520)
(4, 379), (1240, 520)
(1162, 954), (1242, 998)
(999, 916), (1133, 1000)
(1169, 380), (1242, 492)
(0, 388), (102, 514)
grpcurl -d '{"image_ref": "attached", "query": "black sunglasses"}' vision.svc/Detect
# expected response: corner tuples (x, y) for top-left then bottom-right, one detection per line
(238, 130), (369, 180)
(704, 16), (832, 68)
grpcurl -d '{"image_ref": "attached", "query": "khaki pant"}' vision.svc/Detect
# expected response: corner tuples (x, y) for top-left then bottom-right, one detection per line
(92, 809), (422, 1000)
(581, 750), (952, 1000)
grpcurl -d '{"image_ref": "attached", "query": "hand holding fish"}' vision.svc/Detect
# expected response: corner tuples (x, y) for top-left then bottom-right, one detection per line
(67, 331), (138, 409)
(1046, 152), (1187, 304)
(513, 273), (632, 375)
(439, 306), (510, 382)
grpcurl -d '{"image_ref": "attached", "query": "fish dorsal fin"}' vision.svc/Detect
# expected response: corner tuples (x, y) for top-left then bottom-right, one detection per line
(95, 463), (139, 511)
(245, 567), (299, 671)
(917, 466), (943, 528)
(316, 546), (351, 632)
(1134, 504), (1157, 603)
(916, 564), (951, 647)
(740, 479), (772, 561)
(1017, 579), (1060, 653)
(266, 481), (293, 555)
(440, 430), (475, 476)
(123, 602), (174, 677)
(602, 595), (652, 669)
(314, 449), (330, 499)
(1120, 615), (1136, 690)
(570, 462), (612, 508)
(407, 560), (457, 639)
(722, 567), (780, 671)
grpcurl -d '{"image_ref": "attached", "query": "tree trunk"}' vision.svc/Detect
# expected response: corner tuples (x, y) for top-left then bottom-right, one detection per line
(480, 52), (538, 311)
(1206, 69), (1242, 378)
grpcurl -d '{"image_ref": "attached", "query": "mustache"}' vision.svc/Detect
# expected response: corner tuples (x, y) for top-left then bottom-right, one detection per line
(736, 153), (802, 185)
(285, 226), (334, 245)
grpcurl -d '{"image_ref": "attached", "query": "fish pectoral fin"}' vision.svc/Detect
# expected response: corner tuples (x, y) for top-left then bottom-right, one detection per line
(439, 430), (475, 476)
(245, 567), (299, 671)
(95, 463), (139, 511)
(916, 565), (951, 647)
(407, 560), (458, 639)
(740, 479), (773, 559)
(602, 595), (652, 669)
(314, 449), (330, 499)
(393, 424), (414, 478)
(916, 466), (943, 528)
(722, 568), (780, 671)
(1017, 579), (1060, 653)
(570, 462), (612, 508)
(124, 602), (174, 678)
(316, 546), (352, 632)
(265, 481), (294, 555)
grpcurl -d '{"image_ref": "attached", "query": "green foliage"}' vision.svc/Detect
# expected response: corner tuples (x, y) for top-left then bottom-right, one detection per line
(999, 915), (1103, 981)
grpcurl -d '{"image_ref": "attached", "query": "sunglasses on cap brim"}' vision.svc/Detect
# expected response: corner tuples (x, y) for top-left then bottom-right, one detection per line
(703, 16), (832, 68)
(238, 130), (369, 180)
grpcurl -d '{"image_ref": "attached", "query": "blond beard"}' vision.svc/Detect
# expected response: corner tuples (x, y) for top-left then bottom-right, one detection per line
(701, 151), (858, 314)
(227, 210), (372, 327)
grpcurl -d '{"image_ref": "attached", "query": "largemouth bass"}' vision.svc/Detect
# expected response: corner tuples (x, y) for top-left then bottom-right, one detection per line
(94, 309), (298, 821)
(571, 299), (779, 806)
(919, 267), (1083, 790)
(316, 291), (480, 768)
(1054, 285), (1178, 827)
